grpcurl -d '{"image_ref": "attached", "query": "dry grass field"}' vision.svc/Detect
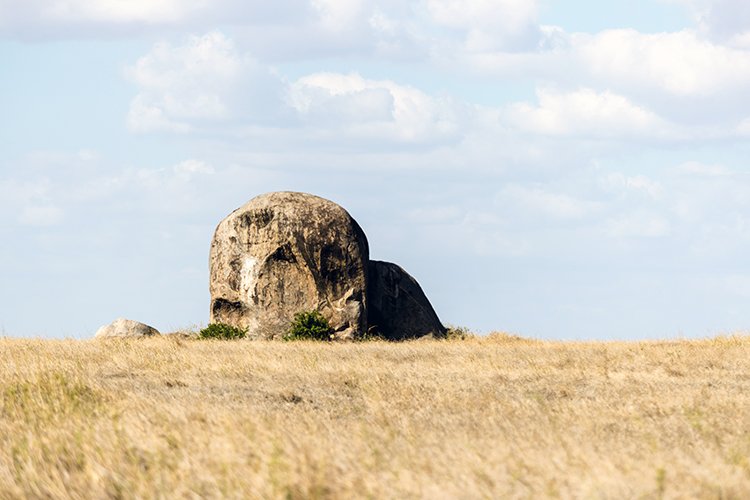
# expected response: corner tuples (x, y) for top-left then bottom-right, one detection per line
(1, 334), (750, 499)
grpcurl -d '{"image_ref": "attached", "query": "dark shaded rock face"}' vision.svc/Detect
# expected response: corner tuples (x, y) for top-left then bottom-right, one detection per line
(367, 261), (446, 340)
(209, 192), (369, 340)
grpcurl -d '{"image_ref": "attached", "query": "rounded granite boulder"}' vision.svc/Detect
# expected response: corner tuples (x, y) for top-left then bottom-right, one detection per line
(94, 318), (160, 339)
(209, 192), (369, 340)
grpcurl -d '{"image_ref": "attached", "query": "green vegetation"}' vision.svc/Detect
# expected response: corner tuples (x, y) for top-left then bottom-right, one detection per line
(198, 323), (247, 340)
(284, 310), (333, 341)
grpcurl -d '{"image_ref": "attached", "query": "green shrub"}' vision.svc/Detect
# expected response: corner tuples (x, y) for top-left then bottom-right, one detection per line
(198, 323), (247, 340)
(284, 311), (333, 341)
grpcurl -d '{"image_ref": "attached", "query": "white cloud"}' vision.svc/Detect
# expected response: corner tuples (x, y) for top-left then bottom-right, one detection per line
(288, 72), (466, 143)
(446, 25), (750, 122)
(507, 87), (672, 139)
(0, 0), (544, 60)
(172, 159), (215, 183)
(288, 73), (395, 122)
(600, 173), (663, 200)
(126, 32), (285, 133)
(0, 0), (207, 26)
(425, 0), (537, 31)
(0, 0), (317, 39)
(0, 153), (217, 217)
(127, 95), (191, 133)
(425, 0), (540, 51)
(126, 32), (466, 144)
(729, 31), (750, 49)
(497, 184), (599, 219)
(0, 177), (64, 227)
(668, 0), (750, 41)
(121, 29), (750, 156)
(574, 29), (750, 97)
(311, 0), (369, 32)
(117, 160), (216, 199)
(604, 212), (671, 239)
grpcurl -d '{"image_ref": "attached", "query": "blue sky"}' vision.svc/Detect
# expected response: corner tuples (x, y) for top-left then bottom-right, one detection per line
(2, 0), (750, 339)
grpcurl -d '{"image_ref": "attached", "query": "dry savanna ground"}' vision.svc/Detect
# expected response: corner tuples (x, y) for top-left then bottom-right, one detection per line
(1, 334), (750, 499)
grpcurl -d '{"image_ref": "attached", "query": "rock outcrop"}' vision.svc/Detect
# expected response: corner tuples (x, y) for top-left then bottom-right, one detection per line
(209, 191), (446, 340)
(209, 192), (369, 340)
(94, 318), (160, 338)
(367, 261), (446, 340)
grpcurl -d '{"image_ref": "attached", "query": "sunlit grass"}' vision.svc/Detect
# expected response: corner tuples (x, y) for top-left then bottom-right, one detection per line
(1, 334), (749, 498)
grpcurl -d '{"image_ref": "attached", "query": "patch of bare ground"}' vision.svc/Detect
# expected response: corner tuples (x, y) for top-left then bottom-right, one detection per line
(1, 333), (749, 498)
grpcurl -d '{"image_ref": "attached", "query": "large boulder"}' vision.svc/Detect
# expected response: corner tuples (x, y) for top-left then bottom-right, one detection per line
(209, 192), (369, 340)
(367, 261), (446, 340)
(94, 318), (160, 339)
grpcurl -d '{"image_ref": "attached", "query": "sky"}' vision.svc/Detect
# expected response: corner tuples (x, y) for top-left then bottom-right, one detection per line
(2, 0), (750, 340)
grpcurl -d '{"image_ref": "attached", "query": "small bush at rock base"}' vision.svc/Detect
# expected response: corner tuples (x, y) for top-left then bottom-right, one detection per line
(284, 311), (333, 341)
(198, 323), (247, 340)
(444, 325), (474, 340)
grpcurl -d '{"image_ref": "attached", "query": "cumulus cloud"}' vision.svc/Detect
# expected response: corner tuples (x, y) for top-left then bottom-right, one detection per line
(574, 29), (750, 97)
(126, 32), (471, 145)
(288, 72), (466, 143)
(128, 31), (740, 149)
(425, 0), (541, 51)
(462, 27), (750, 104)
(506, 87), (673, 139)
(450, 25), (750, 130)
(668, 0), (750, 42)
(126, 32), (285, 133)
(12, 0), (750, 129)
(311, 0), (369, 32)
(127, 96), (191, 134)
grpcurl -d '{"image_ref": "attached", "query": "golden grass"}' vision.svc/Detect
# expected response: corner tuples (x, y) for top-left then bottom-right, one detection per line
(1, 334), (750, 498)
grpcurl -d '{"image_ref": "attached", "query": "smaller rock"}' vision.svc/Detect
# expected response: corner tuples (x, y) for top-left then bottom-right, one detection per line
(367, 261), (447, 341)
(94, 318), (160, 339)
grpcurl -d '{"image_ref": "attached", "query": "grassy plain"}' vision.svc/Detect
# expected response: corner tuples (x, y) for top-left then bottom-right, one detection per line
(1, 334), (749, 498)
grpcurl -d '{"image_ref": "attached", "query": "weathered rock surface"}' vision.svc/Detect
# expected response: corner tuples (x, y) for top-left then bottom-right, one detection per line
(94, 318), (160, 339)
(209, 192), (369, 340)
(367, 261), (446, 340)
